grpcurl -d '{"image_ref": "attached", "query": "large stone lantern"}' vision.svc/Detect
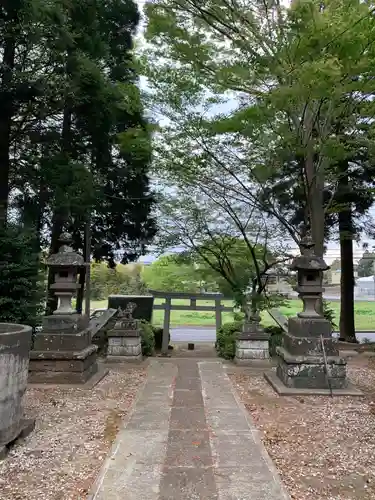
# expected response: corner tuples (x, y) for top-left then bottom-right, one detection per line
(29, 233), (102, 385)
(265, 234), (360, 395)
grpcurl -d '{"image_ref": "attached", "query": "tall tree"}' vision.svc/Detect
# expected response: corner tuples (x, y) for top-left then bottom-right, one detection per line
(0, 0), (157, 320)
(143, 0), (375, 339)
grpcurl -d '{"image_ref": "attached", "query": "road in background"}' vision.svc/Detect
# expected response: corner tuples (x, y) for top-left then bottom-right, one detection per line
(170, 326), (375, 343)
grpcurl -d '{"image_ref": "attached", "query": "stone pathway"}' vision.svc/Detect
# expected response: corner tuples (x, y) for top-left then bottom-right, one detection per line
(89, 359), (290, 500)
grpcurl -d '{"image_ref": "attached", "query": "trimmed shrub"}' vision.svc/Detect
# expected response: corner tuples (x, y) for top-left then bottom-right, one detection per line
(153, 326), (171, 350)
(265, 325), (284, 357)
(140, 320), (155, 356)
(216, 321), (242, 359)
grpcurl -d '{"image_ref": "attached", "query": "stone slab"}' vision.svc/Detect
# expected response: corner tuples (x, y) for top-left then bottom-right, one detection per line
(265, 371), (363, 396)
(28, 360), (99, 384)
(90, 433), (169, 500)
(90, 359), (290, 500)
(106, 354), (143, 363)
(28, 366), (109, 389)
(164, 429), (213, 468)
(169, 406), (207, 430)
(159, 467), (218, 500)
(173, 389), (204, 407)
(198, 361), (291, 500)
(205, 408), (250, 431)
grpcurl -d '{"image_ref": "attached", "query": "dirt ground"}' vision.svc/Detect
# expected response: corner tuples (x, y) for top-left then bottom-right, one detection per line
(0, 365), (146, 500)
(230, 355), (375, 500)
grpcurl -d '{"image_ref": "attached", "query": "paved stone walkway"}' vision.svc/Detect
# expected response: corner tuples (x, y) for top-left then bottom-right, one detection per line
(89, 359), (290, 500)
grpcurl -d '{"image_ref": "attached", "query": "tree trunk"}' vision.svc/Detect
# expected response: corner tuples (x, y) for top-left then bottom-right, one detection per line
(46, 64), (73, 315)
(0, 38), (15, 228)
(45, 213), (64, 315)
(338, 175), (356, 343)
(76, 267), (86, 314)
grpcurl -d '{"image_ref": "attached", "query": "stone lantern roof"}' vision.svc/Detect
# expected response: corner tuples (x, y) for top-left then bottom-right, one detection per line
(290, 233), (329, 272)
(47, 233), (84, 268)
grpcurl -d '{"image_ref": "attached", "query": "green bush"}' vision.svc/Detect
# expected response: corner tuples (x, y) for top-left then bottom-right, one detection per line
(265, 325), (284, 357)
(140, 321), (155, 356)
(322, 299), (337, 329)
(216, 321), (242, 359)
(152, 326), (171, 350)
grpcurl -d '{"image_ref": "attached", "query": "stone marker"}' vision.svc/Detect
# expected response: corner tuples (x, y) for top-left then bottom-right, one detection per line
(265, 234), (362, 396)
(108, 295), (154, 322)
(235, 310), (270, 364)
(29, 233), (103, 385)
(0, 323), (35, 459)
(107, 302), (142, 361)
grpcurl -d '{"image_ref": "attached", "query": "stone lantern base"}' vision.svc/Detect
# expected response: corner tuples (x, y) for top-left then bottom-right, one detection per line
(29, 314), (100, 384)
(265, 316), (362, 396)
(107, 328), (142, 361)
(235, 321), (270, 365)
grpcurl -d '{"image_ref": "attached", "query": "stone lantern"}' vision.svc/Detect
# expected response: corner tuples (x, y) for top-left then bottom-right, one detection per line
(47, 232), (84, 315)
(29, 233), (102, 385)
(265, 234), (360, 395)
(292, 234), (327, 318)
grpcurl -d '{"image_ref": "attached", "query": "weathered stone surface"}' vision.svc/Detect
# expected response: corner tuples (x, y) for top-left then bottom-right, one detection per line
(29, 350), (97, 372)
(266, 234), (351, 393)
(28, 360), (98, 384)
(33, 330), (91, 351)
(283, 330), (338, 356)
(235, 339), (270, 362)
(89, 359), (290, 500)
(276, 351), (347, 389)
(107, 336), (142, 358)
(42, 314), (86, 334)
(0, 323), (33, 450)
(287, 316), (332, 339)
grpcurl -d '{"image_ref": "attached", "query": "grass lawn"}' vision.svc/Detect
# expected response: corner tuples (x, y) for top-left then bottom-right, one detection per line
(90, 297), (375, 331)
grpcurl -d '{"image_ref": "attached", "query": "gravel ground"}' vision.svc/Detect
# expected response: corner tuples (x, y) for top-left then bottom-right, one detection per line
(230, 356), (375, 500)
(0, 365), (146, 500)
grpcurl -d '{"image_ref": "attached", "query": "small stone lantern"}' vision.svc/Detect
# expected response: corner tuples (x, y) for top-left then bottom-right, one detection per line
(291, 234), (328, 318)
(29, 233), (101, 385)
(47, 233), (84, 315)
(264, 233), (359, 395)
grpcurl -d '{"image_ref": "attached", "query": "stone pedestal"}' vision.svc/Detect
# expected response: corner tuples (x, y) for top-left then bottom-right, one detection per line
(265, 232), (361, 396)
(29, 314), (99, 384)
(235, 321), (270, 364)
(275, 316), (347, 389)
(107, 303), (142, 362)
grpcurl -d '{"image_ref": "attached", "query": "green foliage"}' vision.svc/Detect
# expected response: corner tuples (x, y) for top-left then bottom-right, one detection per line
(0, 225), (44, 327)
(140, 320), (155, 356)
(0, 0), (156, 308)
(152, 326), (169, 350)
(265, 326), (284, 357)
(91, 262), (147, 300)
(357, 250), (375, 278)
(322, 299), (337, 330)
(142, 255), (201, 292)
(215, 321), (242, 360)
